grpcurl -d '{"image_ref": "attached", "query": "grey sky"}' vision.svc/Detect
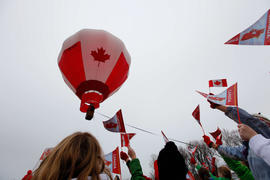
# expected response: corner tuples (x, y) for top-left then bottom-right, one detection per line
(1, 0), (270, 179)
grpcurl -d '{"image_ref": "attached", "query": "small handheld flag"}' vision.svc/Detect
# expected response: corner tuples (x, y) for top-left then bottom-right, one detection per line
(121, 133), (136, 147)
(103, 109), (126, 133)
(209, 79), (227, 87)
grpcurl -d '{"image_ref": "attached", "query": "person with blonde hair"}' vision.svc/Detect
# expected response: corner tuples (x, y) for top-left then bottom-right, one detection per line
(32, 132), (112, 180)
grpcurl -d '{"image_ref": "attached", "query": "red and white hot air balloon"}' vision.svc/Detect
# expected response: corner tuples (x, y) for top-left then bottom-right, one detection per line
(58, 29), (131, 120)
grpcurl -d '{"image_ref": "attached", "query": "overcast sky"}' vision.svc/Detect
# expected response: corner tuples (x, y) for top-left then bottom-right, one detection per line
(1, 0), (270, 179)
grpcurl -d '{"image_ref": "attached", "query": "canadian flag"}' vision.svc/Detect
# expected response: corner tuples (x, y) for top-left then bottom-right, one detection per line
(104, 147), (121, 175)
(186, 171), (195, 180)
(197, 83), (238, 106)
(209, 79), (227, 87)
(161, 130), (169, 143)
(121, 133), (136, 147)
(209, 127), (221, 140)
(103, 109), (126, 133)
(188, 145), (198, 156)
(192, 105), (201, 126)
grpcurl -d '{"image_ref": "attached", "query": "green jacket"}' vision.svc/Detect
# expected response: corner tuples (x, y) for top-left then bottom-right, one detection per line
(196, 165), (230, 180)
(222, 156), (254, 180)
(129, 158), (145, 180)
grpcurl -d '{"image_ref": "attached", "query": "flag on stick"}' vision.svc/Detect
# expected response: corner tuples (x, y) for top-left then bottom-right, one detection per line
(104, 147), (121, 175)
(209, 127), (221, 140)
(209, 79), (227, 87)
(197, 83), (238, 106)
(225, 9), (270, 45)
(188, 145), (198, 156)
(103, 109), (126, 133)
(192, 105), (205, 134)
(121, 133), (136, 147)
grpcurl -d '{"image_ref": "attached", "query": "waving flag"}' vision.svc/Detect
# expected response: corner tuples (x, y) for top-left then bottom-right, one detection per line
(103, 109), (126, 133)
(39, 148), (53, 161)
(33, 147), (53, 170)
(209, 79), (227, 87)
(161, 130), (169, 143)
(121, 133), (136, 147)
(186, 171), (195, 180)
(225, 9), (270, 45)
(105, 147), (121, 175)
(192, 105), (200, 124)
(209, 127), (221, 140)
(197, 83), (238, 106)
(192, 105), (205, 134)
(188, 145), (198, 156)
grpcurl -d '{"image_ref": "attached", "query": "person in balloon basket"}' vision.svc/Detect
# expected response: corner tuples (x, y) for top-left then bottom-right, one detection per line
(206, 98), (270, 180)
(31, 132), (113, 180)
(120, 146), (151, 180)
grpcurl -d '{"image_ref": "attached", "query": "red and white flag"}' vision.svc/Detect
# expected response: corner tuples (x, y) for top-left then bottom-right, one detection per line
(225, 9), (270, 45)
(104, 147), (121, 175)
(39, 148), (53, 161)
(209, 79), (227, 87)
(188, 145), (198, 156)
(161, 130), (169, 143)
(33, 147), (53, 170)
(103, 109), (126, 133)
(121, 133), (136, 147)
(209, 127), (221, 140)
(186, 171), (195, 180)
(192, 105), (201, 126)
(197, 83), (238, 106)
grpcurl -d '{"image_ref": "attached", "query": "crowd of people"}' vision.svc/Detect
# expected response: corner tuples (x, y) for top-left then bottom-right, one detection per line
(22, 99), (270, 180)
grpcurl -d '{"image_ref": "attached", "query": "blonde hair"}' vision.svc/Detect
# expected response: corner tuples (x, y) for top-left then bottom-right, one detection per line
(32, 132), (107, 180)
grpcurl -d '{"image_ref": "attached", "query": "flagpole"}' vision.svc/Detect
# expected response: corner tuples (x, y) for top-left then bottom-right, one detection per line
(200, 125), (206, 135)
(237, 106), (241, 124)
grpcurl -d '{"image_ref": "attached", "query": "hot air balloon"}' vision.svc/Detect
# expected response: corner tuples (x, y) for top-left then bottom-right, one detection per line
(58, 29), (131, 120)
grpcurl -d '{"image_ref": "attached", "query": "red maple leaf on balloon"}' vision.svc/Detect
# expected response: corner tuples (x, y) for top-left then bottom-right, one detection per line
(91, 47), (110, 63)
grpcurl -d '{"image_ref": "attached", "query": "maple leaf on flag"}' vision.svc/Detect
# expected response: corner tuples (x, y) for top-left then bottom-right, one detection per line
(104, 122), (118, 129)
(91, 47), (110, 63)
(104, 160), (112, 166)
(103, 109), (126, 133)
(241, 29), (265, 41)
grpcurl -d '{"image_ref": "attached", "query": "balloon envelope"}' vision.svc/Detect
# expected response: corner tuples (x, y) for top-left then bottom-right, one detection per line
(58, 29), (131, 113)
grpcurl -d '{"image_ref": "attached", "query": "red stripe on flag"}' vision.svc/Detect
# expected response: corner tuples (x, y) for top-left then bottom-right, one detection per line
(116, 110), (126, 133)
(221, 79), (227, 87)
(264, 10), (270, 45)
(225, 34), (240, 44)
(209, 80), (213, 87)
